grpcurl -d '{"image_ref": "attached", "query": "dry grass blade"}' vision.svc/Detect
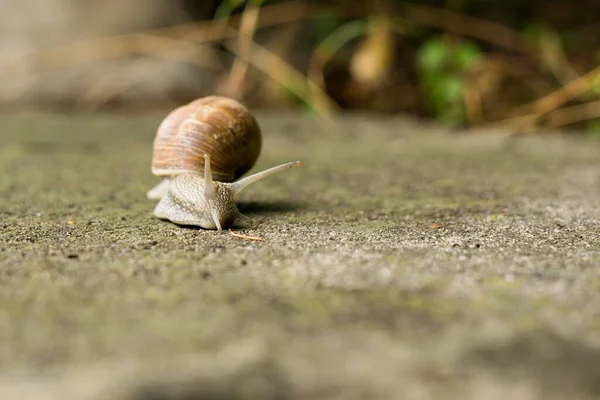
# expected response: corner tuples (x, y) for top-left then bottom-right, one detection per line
(223, 0), (264, 97)
(397, 3), (535, 55)
(74, 38), (222, 110)
(545, 100), (600, 129)
(513, 66), (600, 117)
(48, 20), (339, 117)
(464, 77), (485, 125)
(481, 66), (600, 131)
(0, 1), (317, 77)
(228, 229), (264, 241)
(349, 15), (396, 89)
(75, 59), (167, 110)
(307, 19), (368, 111)
(3, 33), (214, 74)
(537, 25), (580, 86)
(222, 28), (340, 118)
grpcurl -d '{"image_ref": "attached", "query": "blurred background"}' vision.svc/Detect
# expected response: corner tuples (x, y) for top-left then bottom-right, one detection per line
(2, 0), (600, 133)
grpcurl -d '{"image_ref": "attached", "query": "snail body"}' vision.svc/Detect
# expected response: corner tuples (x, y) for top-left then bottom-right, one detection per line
(147, 96), (301, 231)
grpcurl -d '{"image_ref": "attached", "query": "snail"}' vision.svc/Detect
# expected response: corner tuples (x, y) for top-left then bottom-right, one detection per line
(146, 95), (301, 231)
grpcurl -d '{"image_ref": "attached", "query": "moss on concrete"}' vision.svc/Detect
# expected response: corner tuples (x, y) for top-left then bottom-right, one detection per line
(0, 112), (599, 399)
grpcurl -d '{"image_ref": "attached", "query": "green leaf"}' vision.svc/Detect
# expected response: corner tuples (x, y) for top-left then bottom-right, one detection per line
(420, 72), (467, 125)
(559, 30), (580, 52)
(590, 54), (600, 95)
(453, 42), (482, 70)
(440, 75), (464, 103)
(588, 120), (600, 136)
(522, 20), (544, 44)
(440, 104), (465, 126)
(307, 15), (345, 41)
(417, 38), (450, 73)
(594, 50), (600, 67)
(214, 0), (246, 19)
(317, 19), (367, 55)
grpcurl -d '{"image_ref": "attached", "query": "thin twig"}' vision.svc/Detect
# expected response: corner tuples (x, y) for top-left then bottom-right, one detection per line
(228, 229), (264, 241)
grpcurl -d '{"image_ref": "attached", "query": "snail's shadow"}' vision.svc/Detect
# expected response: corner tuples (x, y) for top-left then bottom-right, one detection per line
(171, 200), (307, 231)
(236, 200), (306, 216)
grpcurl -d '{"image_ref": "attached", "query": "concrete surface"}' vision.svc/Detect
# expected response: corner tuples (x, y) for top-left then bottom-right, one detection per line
(0, 112), (599, 399)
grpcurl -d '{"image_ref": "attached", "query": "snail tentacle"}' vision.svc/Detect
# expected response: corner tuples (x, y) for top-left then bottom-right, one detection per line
(203, 153), (217, 197)
(211, 208), (223, 232)
(229, 161), (302, 197)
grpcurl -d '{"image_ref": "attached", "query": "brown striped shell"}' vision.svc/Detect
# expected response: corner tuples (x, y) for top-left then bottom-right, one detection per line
(151, 96), (262, 182)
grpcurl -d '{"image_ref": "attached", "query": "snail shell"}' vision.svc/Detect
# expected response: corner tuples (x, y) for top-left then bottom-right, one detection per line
(151, 96), (262, 182)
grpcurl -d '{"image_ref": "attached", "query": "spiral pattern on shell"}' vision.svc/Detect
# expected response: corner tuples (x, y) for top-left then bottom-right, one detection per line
(151, 96), (262, 182)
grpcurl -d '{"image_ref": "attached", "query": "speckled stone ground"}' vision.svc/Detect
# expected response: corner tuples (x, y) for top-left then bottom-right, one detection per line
(0, 112), (599, 400)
